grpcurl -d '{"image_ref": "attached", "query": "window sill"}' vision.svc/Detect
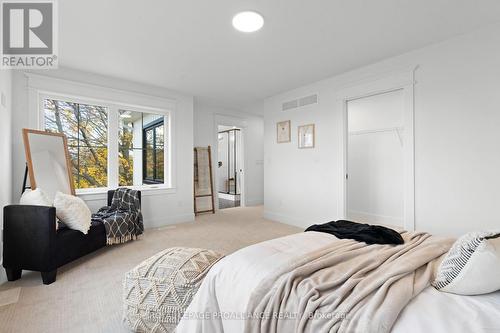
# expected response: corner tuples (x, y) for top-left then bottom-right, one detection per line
(76, 186), (177, 200)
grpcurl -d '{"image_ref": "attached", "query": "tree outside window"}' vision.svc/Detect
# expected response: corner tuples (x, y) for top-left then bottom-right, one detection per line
(44, 99), (167, 189)
(44, 99), (108, 189)
(119, 110), (165, 186)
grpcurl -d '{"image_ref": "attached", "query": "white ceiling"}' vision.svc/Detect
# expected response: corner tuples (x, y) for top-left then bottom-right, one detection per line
(60, 0), (500, 111)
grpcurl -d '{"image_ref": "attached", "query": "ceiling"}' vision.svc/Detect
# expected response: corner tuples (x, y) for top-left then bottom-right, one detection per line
(59, 0), (500, 112)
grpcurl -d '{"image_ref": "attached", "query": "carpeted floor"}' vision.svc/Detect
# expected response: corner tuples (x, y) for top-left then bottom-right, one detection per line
(0, 206), (300, 333)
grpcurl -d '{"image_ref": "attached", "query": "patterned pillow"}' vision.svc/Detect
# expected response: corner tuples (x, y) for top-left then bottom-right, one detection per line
(123, 247), (224, 332)
(432, 231), (500, 295)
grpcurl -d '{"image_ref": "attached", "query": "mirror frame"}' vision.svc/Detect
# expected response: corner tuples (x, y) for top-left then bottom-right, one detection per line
(22, 128), (76, 195)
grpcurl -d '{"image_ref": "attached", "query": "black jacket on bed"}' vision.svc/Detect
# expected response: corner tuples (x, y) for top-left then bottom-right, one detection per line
(305, 220), (404, 245)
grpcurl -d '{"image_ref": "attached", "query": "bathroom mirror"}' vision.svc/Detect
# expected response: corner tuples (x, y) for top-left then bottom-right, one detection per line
(22, 128), (75, 201)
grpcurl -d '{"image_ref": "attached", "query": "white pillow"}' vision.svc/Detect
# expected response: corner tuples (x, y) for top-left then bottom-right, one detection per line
(432, 231), (500, 295)
(20, 188), (52, 206)
(53, 191), (91, 234)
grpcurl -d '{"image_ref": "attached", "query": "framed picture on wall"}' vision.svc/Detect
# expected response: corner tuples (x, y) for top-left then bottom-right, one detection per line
(276, 120), (291, 143)
(298, 124), (315, 148)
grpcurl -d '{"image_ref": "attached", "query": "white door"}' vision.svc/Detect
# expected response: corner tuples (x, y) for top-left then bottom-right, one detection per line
(346, 89), (405, 227)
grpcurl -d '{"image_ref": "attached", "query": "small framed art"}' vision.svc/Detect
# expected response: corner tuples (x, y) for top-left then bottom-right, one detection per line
(298, 124), (315, 149)
(276, 120), (291, 143)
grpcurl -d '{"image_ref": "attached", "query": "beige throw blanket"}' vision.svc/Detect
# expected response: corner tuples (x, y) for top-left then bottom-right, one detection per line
(244, 231), (453, 333)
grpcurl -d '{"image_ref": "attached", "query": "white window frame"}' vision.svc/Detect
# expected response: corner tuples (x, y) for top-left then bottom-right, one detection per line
(38, 92), (173, 194)
(27, 74), (177, 198)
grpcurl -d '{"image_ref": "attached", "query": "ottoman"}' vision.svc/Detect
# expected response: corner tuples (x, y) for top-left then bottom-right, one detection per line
(123, 247), (224, 332)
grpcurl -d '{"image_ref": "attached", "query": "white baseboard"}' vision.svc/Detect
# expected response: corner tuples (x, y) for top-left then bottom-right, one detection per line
(347, 210), (402, 227)
(245, 199), (264, 207)
(145, 213), (195, 229)
(263, 210), (309, 229)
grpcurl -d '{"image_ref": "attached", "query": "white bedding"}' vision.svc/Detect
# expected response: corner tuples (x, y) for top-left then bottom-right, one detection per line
(176, 232), (500, 332)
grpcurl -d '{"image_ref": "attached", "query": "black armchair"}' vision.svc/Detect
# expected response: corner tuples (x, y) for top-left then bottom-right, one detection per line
(2, 190), (138, 285)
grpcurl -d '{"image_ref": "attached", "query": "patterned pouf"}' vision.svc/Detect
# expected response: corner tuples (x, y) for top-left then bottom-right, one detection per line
(123, 247), (224, 332)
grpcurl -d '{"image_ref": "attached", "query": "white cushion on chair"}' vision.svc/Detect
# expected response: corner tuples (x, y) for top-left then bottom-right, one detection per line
(20, 188), (52, 206)
(53, 191), (91, 234)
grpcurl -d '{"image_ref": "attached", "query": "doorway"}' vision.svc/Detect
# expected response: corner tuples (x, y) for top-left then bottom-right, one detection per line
(217, 126), (242, 209)
(346, 89), (406, 228)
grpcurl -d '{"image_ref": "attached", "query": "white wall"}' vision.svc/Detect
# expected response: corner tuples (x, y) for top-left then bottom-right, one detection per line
(0, 70), (13, 283)
(11, 67), (195, 227)
(194, 102), (264, 207)
(264, 22), (500, 236)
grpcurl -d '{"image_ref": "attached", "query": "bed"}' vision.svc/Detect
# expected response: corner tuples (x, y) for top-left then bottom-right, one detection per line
(176, 231), (500, 332)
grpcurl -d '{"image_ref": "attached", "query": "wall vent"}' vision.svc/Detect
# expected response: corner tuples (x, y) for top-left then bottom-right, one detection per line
(299, 94), (318, 107)
(282, 94), (318, 111)
(282, 99), (298, 111)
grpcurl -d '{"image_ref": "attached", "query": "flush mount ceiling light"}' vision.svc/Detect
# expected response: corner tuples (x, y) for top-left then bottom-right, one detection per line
(232, 11), (264, 33)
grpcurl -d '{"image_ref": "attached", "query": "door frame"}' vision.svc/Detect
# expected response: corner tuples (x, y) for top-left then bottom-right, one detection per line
(213, 114), (247, 209)
(336, 68), (417, 231)
(217, 128), (242, 195)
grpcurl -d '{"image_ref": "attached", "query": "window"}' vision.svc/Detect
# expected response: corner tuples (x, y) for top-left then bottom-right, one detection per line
(143, 118), (164, 184)
(44, 99), (108, 189)
(43, 97), (169, 191)
(118, 110), (165, 186)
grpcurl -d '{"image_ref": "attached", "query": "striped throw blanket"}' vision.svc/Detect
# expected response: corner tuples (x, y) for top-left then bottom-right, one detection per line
(92, 188), (144, 245)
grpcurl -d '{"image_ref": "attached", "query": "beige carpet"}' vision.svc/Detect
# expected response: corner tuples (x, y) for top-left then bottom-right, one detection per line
(0, 206), (300, 333)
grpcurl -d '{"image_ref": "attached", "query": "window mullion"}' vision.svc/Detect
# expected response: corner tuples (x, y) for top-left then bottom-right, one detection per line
(108, 106), (119, 189)
(142, 114), (146, 183)
(153, 126), (157, 181)
(76, 103), (80, 188)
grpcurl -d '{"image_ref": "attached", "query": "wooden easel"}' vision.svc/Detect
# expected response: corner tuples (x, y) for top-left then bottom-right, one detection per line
(193, 146), (215, 215)
(22, 163), (31, 194)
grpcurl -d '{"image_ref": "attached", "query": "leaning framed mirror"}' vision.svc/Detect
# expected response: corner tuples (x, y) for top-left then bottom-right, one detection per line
(22, 128), (75, 201)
